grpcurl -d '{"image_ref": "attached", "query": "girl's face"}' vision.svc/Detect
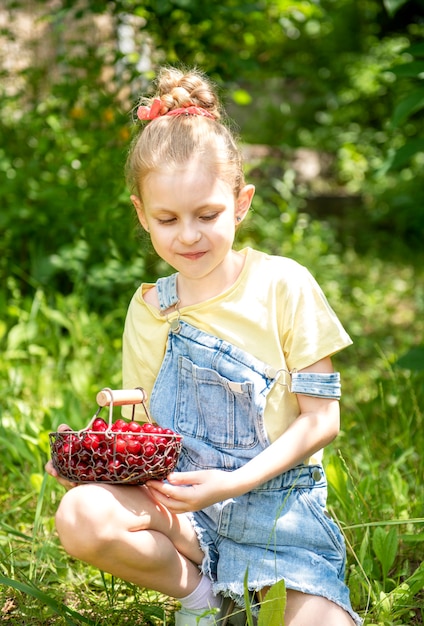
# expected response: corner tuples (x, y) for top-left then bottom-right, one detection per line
(131, 161), (254, 289)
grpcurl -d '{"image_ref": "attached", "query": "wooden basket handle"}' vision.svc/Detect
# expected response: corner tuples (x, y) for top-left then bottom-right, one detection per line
(96, 388), (148, 407)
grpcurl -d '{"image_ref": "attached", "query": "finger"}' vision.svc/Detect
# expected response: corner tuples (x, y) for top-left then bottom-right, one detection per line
(45, 460), (58, 477)
(146, 485), (186, 512)
(163, 501), (188, 514)
(147, 481), (190, 505)
(45, 460), (76, 489)
(159, 493), (190, 514)
(166, 471), (201, 485)
(147, 480), (178, 498)
(57, 424), (72, 432)
(150, 482), (194, 506)
(56, 474), (77, 489)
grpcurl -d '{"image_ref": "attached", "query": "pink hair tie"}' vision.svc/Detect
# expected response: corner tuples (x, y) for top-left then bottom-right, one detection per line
(166, 106), (215, 119)
(137, 98), (162, 120)
(137, 99), (215, 121)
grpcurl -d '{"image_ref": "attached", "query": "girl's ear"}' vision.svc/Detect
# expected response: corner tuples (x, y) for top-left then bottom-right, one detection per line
(131, 195), (149, 232)
(235, 184), (255, 224)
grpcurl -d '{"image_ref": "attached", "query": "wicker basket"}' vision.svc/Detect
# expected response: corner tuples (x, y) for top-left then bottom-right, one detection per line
(49, 388), (182, 485)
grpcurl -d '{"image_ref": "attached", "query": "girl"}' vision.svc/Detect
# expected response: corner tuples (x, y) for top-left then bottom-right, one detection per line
(47, 67), (362, 626)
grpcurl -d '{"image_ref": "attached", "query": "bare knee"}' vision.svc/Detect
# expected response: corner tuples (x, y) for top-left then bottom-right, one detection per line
(55, 484), (125, 561)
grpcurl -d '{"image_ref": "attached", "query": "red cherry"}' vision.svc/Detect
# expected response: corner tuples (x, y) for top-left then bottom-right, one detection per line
(84, 468), (97, 481)
(111, 419), (129, 432)
(75, 462), (90, 477)
(126, 455), (140, 466)
(94, 459), (107, 475)
(164, 455), (176, 467)
(60, 433), (82, 456)
(126, 438), (141, 455)
(96, 440), (109, 455)
(143, 442), (156, 458)
(61, 442), (72, 457)
(108, 459), (123, 473)
(69, 457), (79, 469)
(70, 438), (83, 455)
(82, 433), (100, 451)
(156, 436), (168, 452)
(113, 437), (127, 455)
(141, 422), (155, 433)
(79, 451), (91, 464)
(127, 421), (142, 433)
(92, 418), (108, 432)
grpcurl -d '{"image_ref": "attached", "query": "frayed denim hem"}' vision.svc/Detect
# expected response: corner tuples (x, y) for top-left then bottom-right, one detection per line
(213, 579), (363, 625)
(186, 511), (216, 582)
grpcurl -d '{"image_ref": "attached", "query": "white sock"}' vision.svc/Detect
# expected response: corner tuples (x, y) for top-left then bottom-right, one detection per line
(178, 574), (221, 611)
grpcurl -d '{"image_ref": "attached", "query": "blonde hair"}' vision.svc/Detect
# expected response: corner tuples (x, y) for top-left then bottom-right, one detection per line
(125, 67), (245, 199)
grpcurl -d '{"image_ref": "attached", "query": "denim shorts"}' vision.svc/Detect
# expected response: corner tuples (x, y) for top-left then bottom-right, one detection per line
(189, 464), (362, 625)
(150, 274), (362, 625)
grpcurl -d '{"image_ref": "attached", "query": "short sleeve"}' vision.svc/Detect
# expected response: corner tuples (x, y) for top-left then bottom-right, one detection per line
(280, 264), (352, 371)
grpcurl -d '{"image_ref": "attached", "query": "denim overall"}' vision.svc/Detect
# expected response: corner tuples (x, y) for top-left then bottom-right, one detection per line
(149, 273), (362, 625)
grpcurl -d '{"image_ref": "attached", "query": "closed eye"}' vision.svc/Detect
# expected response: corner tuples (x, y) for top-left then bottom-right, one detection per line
(157, 217), (176, 225)
(200, 213), (218, 221)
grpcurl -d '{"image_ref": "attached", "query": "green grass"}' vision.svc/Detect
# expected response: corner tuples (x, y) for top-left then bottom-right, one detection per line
(0, 243), (423, 625)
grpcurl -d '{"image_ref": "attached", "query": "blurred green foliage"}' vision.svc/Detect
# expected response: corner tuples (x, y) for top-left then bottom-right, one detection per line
(1, 0), (423, 315)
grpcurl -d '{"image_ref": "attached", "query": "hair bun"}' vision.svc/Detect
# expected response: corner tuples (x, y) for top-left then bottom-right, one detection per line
(171, 86), (190, 102)
(156, 68), (221, 120)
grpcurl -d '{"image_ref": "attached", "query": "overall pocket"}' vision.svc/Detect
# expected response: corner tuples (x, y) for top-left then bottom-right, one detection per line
(175, 355), (259, 450)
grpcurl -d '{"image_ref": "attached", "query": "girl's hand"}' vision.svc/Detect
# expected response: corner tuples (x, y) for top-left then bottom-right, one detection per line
(45, 424), (77, 490)
(146, 469), (235, 513)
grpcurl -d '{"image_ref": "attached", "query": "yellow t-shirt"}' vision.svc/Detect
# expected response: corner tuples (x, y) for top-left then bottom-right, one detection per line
(122, 247), (352, 443)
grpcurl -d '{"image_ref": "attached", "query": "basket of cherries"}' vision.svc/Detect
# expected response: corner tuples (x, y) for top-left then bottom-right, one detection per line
(49, 388), (182, 485)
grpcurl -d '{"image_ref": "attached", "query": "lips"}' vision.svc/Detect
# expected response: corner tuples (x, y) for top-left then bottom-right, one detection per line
(179, 251), (206, 260)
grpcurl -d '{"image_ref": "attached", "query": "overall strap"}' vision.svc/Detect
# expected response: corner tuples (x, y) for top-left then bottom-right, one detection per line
(156, 274), (179, 312)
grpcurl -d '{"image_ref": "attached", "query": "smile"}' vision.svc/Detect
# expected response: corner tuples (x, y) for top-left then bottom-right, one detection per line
(179, 251), (206, 260)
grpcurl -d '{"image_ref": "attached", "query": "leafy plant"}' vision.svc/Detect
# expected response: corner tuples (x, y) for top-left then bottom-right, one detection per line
(257, 580), (286, 626)
(0, 575), (97, 625)
(372, 527), (399, 589)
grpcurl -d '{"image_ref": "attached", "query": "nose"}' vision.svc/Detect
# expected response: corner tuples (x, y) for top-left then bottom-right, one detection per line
(178, 220), (201, 245)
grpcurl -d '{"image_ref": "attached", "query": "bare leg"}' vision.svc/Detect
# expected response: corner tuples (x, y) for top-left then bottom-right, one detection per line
(284, 590), (356, 626)
(55, 483), (204, 598)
